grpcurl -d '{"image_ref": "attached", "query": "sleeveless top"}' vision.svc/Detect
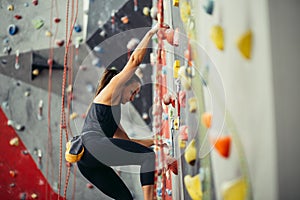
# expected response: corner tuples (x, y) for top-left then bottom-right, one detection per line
(81, 103), (121, 138)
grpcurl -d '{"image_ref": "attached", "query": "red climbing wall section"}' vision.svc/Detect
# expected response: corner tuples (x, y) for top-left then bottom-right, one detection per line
(0, 108), (63, 200)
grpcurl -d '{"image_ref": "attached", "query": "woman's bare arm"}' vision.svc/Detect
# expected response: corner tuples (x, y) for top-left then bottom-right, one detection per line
(110, 24), (163, 88)
(113, 125), (154, 147)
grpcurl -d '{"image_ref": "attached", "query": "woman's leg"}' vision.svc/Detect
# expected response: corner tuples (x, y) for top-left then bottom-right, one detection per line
(77, 155), (133, 200)
(84, 137), (156, 186)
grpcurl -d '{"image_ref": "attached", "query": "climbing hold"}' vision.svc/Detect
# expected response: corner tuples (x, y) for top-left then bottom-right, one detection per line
(47, 58), (53, 66)
(86, 83), (95, 93)
(10, 183), (16, 187)
(166, 189), (172, 196)
(9, 137), (19, 146)
(143, 7), (150, 16)
(179, 91), (186, 107)
(213, 135), (231, 158)
(14, 15), (23, 20)
(142, 112), (149, 120)
(180, 1), (191, 23)
(19, 192), (27, 200)
(31, 193), (38, 199)
(45, 30), (53, 37)
(121, 16), (129, 24)
(210, 25), (224, 50)
(237, 30), (252, 59)
(222, 177), (247, 200)
(203, 0), (214, 15)
(24, 2), (29, 7)
(165, 28), (178, 46)
(99, 30), (106, 37)
(150, 7), (158, 20)
(173, 28), (179, 46)
(32, 0), (38, 6)
(9, 170), (17, 177)
(86, 183), (94, 189)
(184, 139), (197, 165)
(188, 97), (197, 113)
(24, 90), (31, 97)
(163, 93), (175, 107)
(74, 24), (82, 33)
(37, 100), (43, 120)
(1, 59), (8, 65)
(79, 65), (87, 70)
(70, 112), (79, 120)
(180, 125), (188, 141)
(173, 117), (179, 130)
(184, 174), (203, 200)
(8, 24), (18, 36)
(7, 5), (14, 11)
(32, 19), (44, 29)
(94, 46), (104, 53)
(67, 84), (72, 93)
(173, 60), (180, 78)
(133, 0), (138, 11)
(173, 0), (179, 7)
(178, 67), (192, 90)
(32, 69), (39, 76)
(3, 37), (9, 45)
(56, 39), (65, 47)
(54, 17), (61, 23)
(127, 38), (140, 50)
(201, 112), (212, 128)
(167, 157), (178, 175)
(92, 58), (101, 67)
(3, 46), (12, 55)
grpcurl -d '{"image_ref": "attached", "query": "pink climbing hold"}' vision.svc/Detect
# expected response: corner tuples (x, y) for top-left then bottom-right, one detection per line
(32, 0), (38, 6)
(47, 59), (53, 66)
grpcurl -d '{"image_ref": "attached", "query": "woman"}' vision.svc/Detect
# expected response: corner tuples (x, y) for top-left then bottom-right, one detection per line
(77, 24), (167, 200)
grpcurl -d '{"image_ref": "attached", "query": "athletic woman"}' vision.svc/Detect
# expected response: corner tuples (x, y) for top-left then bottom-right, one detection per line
(77, 24), (168, 200)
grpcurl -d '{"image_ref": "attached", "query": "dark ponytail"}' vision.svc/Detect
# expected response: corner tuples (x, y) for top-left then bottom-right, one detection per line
(94, 68), (119, 97)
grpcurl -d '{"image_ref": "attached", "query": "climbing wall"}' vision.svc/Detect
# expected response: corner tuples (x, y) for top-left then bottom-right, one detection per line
(151, 0), (279, 199)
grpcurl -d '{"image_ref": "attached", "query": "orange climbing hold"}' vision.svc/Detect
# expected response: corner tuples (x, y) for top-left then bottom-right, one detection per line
(201, 112), (212, 128)
(213, 135), (231, 158)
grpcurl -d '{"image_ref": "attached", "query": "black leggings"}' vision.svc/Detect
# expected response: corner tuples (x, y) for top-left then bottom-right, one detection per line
(77, 135), (155, 200)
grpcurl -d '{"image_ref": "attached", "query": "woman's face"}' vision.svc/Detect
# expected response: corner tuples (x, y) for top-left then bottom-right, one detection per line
(121, 81), (141, 104)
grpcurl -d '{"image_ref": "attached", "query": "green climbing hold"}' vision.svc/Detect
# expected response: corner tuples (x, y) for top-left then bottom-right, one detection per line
(32, 19), (44, 30)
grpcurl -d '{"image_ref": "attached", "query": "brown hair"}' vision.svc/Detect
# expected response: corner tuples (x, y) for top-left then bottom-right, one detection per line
(94, 67), (142, 97)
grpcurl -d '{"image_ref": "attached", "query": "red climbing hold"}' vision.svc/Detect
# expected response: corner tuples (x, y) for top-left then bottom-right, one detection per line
(14, 15), (22, 20)
(54, 17), (61, 23)
(56, 39), (64, 47)
(32, 0), (38, 6)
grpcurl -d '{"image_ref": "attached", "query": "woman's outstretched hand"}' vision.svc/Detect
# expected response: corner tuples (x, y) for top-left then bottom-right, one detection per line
(150, 23), (170, 35)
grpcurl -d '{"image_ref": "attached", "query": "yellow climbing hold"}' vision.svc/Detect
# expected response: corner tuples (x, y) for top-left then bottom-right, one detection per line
(184, 174), (203, 200)
(188, 97), (197, 113)
(210, 25), (224, 50)
(184, 139), (197, 165)
(237, 30), (252, 59)
(32, 69), (39, 76)
(9, 137), (19, 146)
(173, 0), (179, 7)
(222, 177), (247, 200)
(70, 112), (79, 120)
(173, 60), (180, 79)
(7, 5), (14, 11)
(45, 30), (53, 37)
(180, 1), (191, 23)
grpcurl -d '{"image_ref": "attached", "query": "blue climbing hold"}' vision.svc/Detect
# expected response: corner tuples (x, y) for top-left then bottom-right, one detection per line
(74, 24), (82, 33)
(203, 0), (214, 15)
(8, 24), (18, 35)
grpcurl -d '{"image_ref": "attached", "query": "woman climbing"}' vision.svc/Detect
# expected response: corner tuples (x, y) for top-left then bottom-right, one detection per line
(77, 23), (172, 200)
